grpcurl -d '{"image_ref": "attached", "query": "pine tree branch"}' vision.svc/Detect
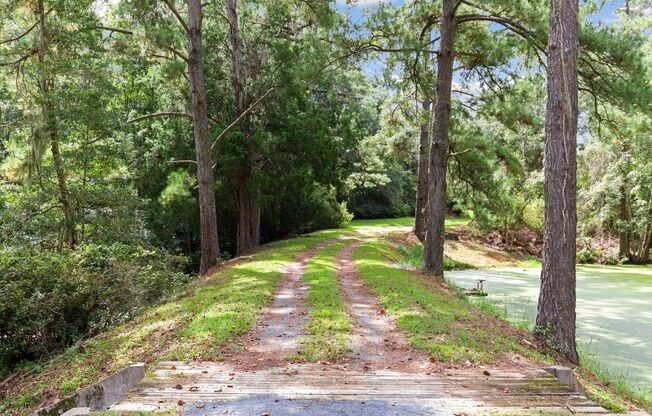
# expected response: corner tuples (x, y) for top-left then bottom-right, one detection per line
(0, 49), (38, 67)
(210, 87), (275, 150)
(127, 112), (193, 123)
(95, 25), (134, 35)
(1, 21), (39, 45)
(161, 0), (191, 35)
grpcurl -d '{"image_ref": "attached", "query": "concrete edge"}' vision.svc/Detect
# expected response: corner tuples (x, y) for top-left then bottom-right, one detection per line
(33, 363), (145, 416)
(543, 365), (587, 395)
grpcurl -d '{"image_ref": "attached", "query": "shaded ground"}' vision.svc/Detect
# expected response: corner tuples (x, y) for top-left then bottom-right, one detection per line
(391, 229), (540, 270)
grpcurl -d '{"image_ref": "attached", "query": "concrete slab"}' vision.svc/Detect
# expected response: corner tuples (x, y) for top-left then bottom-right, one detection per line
(34, 363), (145, 415)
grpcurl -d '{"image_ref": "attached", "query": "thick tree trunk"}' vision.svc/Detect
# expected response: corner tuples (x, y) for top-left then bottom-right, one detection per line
(38, 0), (76, 248)
(415, 98), (431, 243)
(535, 0), (580, 364)
(227, 0), (245, 115)
(618, 141), (631, 258)
(633, 195), (652, 263)
(423, 0), (456, 276)
(187, 0), (220, 274)
(227, 0), (260, 254)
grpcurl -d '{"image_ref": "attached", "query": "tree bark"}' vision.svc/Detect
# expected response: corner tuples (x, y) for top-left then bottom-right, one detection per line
(227, 0), (245, 115)
(423, 0), (456, 276)
(618, 183), (630, 258)
(535, 0), (580, 364)
(415, 98), (431, 243)
(187, 0), (220, 274)
(633, 195), (652, 263)
(227, 0), (260, 254)
(37, 0), (77, 248)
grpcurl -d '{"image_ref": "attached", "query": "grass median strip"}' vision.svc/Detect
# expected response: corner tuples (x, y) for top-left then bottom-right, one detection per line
(298, 241), (353, 362)
(352, 238), (546, 364)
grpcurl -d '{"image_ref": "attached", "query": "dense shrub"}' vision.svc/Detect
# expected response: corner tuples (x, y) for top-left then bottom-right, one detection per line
(522, 197), (545, 235)
(0, 243), (189, 377)
(348, 168), (414, 219)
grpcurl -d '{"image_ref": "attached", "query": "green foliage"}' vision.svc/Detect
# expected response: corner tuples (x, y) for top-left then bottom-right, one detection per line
(348, 167), (414, 219)
(0, 243), (189, 378)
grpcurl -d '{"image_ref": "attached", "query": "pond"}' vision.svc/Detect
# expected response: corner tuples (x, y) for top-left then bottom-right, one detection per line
(445, 265), (652, 390)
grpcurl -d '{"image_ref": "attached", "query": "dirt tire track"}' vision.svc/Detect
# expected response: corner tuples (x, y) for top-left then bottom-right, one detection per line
(223, 238), (339, 370)
(336, 238), (439, 373)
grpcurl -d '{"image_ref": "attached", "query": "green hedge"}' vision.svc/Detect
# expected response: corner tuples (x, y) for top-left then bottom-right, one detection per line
(0, 243), (189, 377)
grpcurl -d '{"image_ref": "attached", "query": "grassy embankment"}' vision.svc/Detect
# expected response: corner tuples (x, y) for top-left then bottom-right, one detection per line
(4, 217), (644, 414)
(355, 236), (642, 413)
(0, 227), (352, 414)
(353, 237), (546, 364)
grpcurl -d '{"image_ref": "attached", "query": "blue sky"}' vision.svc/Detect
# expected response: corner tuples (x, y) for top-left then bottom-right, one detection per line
(333, 0), (629, 78)
(334, 0), (627, 23)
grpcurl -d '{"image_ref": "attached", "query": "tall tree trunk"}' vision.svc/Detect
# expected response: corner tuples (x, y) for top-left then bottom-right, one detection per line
(415, 98), (431, 243)
(618, 184), (630, 258)
(227, 0), (245, 115)
(535, 0), (580, 364)
(187, 0), (220, 274)
(227, 0), (259, 254)
(634, 195), (652, 263)
(37, 0), (76, 248)
(618, 140), (631, 258)
(423, 0), (456, 276)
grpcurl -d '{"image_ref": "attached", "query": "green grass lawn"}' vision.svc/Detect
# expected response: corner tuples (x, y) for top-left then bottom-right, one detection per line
(298, 241), (353, 361)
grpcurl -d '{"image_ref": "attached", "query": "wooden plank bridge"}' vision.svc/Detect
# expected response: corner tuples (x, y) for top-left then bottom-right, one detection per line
(110, 361), (612, 415)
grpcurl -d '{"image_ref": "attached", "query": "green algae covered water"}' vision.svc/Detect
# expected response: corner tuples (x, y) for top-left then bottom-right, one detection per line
(445, 265), (652, 390)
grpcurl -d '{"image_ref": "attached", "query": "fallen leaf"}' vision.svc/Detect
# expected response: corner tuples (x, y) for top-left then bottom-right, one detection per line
(189, 386), (199, 391)
(171, 365), (177, 370)
(177, 399), (185, 406)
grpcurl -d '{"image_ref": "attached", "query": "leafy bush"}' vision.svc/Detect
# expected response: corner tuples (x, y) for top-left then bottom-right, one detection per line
(577, 247), (595, 263)
(0, 243), (189, 377)
(308, 184), (353, 230)
(347, 167), (414, 219)
(523, 197), (545, 235)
